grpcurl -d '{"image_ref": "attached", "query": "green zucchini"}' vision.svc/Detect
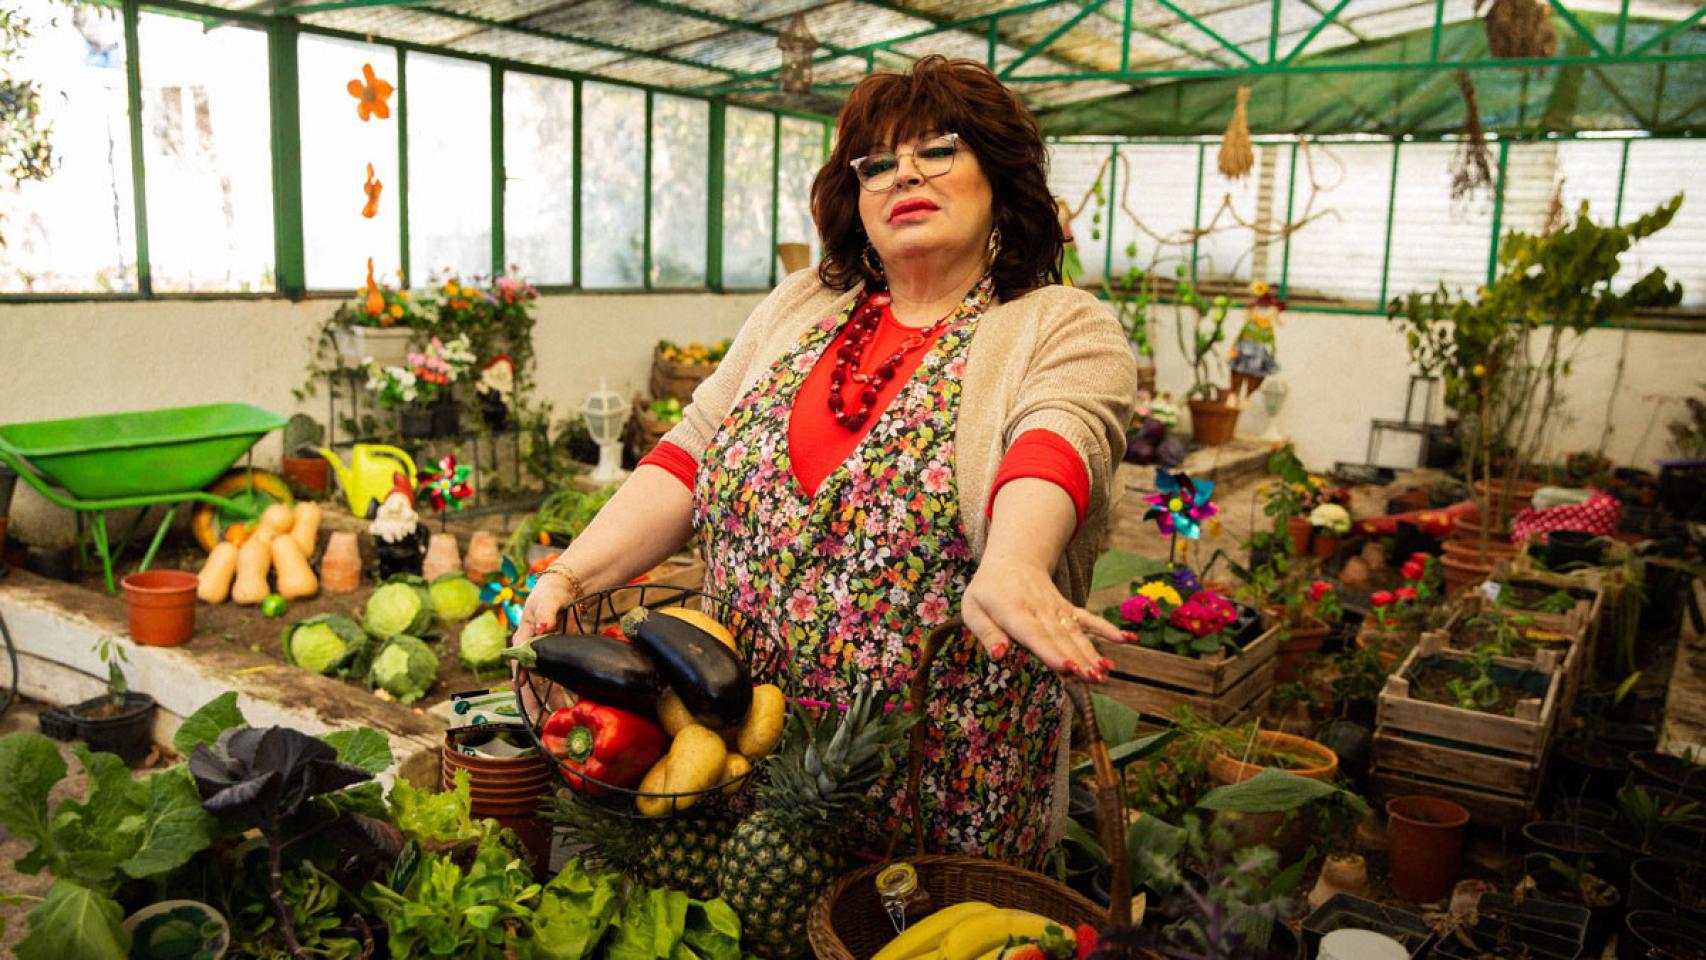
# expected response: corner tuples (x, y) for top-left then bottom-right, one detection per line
(620, 606), (752, 728)
(502, 633), (659, 713)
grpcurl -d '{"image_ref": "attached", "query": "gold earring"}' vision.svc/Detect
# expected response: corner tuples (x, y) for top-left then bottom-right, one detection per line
(987, 227), (1002, 261)
(862, 242), (885, 278)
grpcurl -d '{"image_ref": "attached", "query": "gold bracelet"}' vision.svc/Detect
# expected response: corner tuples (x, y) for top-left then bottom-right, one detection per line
(538, 563), (598, 626)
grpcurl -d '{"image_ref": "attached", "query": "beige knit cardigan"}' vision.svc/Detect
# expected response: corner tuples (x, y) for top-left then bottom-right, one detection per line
(661, 269), (1136, 605)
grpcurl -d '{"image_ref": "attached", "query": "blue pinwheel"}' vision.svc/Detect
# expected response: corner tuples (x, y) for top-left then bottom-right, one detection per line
(1144, 469), (1218, 562)
(479, 555), (537, 628)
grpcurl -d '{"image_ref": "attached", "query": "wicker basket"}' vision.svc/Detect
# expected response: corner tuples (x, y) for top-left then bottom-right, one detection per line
(650, 348), (719, 403)
(628, 397), (678, 459)
(807, 619), (1133, 959)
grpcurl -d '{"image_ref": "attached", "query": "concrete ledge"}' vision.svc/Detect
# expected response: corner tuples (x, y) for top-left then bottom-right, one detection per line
(0, 570), (442, 786)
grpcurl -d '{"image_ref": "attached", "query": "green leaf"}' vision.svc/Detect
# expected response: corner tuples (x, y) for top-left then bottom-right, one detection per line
(1061, 817), (1108, 866)
(17, 880), (129, 960)
(117, 767), (214, 880)
(172, 692), (247, 758)
(1195, 768), (1341, 814)
(1092, 550), (1169, 593)
(1125, 814), (1187, 894)
(320, 728), (394, 775)
(0, 733), (67, 854)
(1091, 693), (1141, 745)
(1073, 729), (1180, 778)
(46, 747), (147, 888)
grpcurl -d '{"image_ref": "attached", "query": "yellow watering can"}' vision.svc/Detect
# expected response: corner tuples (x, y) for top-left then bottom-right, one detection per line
(320, 444), (417, 518)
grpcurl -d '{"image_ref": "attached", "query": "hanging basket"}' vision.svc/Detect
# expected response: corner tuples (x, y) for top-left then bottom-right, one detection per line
(807, 618), (1130, 958)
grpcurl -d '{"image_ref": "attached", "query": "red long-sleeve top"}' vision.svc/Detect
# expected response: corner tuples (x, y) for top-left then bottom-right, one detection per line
(640, 298), (1090, 526)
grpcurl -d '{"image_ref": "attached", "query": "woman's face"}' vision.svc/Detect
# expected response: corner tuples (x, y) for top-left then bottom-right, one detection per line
(856, 129), (995, 270)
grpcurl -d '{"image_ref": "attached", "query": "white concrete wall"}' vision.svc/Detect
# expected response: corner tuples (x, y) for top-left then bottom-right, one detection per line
(2, 294), (1703, 545)
(1, 291), (763, 544)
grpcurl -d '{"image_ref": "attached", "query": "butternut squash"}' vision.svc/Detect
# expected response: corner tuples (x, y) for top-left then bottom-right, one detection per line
(260, 503), (295, 537)
(231, 535), (273, 605)
(270, 533), (318, 600)
(197, 542), (239, 604)
(289, 501), (321, 557)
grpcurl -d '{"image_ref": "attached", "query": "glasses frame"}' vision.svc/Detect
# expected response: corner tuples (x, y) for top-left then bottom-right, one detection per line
(848, 133), (961, 192)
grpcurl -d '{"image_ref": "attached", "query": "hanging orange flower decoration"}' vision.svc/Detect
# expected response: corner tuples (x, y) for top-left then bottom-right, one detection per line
(347, 63), (394, 122)
(363, 257), (386, 320)
(362, 163), (382, 219)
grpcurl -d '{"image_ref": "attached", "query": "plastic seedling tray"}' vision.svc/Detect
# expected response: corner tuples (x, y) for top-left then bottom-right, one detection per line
(1433, 893), (1589, 960)
(1301, 894), (1433, 958)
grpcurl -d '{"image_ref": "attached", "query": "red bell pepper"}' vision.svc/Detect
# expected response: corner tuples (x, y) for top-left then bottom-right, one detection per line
(541, 700), (667, 796)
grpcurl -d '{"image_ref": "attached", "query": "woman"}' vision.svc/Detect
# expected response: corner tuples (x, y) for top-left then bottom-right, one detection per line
(515, 56), (1135, 865)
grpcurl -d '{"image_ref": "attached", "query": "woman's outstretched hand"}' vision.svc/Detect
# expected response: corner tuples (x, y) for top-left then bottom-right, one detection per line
(508, 568), (578, 718)
(961, 557), (1125, 683)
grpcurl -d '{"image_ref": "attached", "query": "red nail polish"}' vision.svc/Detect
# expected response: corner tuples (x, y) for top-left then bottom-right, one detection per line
(1120, 630), (1139, 643)
(1063, 659), (1079, 676)
(991, 643), (1008, 659)
(1099, 658), (1114, 671)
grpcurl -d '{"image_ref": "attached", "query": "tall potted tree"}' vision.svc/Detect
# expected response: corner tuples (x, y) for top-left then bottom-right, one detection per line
(1391, 195), (1684, 591)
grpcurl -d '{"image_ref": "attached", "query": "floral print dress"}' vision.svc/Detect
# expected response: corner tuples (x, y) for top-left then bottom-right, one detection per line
(691, 278), (1065, 866)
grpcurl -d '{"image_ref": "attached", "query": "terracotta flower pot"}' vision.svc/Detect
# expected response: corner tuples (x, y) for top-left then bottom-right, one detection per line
(422, 532), (462, 581)
(281, 455), (330, 496)
(320, 532), (362, 593)
(1439, 547), (1495, 595)
(1386, 795), (1470, 902)
(1208, 730), (1339, 785)
(1311, 531), (1342, 560)
(464, 530), (502, 584)
(1286, 516), (1312, 556)
(121, 570), (198, 646)
(1188, 393), (1240, 447)
(1269, 612), (1331, 685)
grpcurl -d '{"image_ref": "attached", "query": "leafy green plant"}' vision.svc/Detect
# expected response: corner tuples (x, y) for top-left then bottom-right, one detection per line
(1168, 267), (1235, 402)
(1536, 589), (1578, 615)
(1617, 784), (1704, 855)
(504, 484), (619, 565)
(91, 636), (129, 710)
(365, 832), (541, 959)
(1446, 648), (1501, 710)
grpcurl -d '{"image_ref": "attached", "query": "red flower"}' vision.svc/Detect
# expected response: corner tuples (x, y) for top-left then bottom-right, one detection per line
(1371, 590), (1395, 607)
(1410, 552), (1432, 565)
(1401, 560), (1425, 581)
(1395, 586), (1418, 602)
(1309, 580), (1331, 602)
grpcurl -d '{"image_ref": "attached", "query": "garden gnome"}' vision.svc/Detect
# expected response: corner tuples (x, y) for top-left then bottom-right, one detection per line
(1229, 280), (1284, 398)
(369, 472), (426, 579)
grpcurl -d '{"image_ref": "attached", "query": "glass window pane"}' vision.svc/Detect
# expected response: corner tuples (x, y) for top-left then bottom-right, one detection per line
(721, 107), (773, 288)
(1110, 144), (1199, 281)
(774, 117), (823, 280)
(502, 72), (574, 284)
(649, 95), (707, 287)
(1614, 140), (1705, 307)
(1283, 142), (1393, 303)
(407, 52), (490, 282)
(138, 11), (273, 292)
(1195, 142), (1293, 288)
(299, 35), (400, 290)
(580, 82), (645, 287)
(1047, 143), (1112, 285)
(1385, 142), (1493, 301)
(0, 0), (138, 293)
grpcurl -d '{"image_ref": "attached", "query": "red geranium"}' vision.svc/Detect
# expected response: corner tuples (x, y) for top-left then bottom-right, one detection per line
(1371, 590), (1395, 607)
(1309, 580), (1332, 602)
(1401, 560), (1425, 581)
(1395, 586), (1419, 602)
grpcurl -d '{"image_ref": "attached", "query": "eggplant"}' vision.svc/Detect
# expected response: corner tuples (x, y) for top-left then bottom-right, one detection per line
(502, 633), (659, 714)
(621, 606), (752, 728)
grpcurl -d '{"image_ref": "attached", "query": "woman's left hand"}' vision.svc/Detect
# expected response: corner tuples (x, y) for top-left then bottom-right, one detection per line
(961, 557), (1125, 682)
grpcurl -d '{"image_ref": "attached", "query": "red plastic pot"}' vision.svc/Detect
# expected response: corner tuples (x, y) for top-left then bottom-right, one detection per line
(121, 570), (198, 646)
(1386, 795), (1470, 902)
(1286, 516), (1312, 557)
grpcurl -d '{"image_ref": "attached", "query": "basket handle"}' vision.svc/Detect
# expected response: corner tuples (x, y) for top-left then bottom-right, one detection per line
(886, 617), (1132, 926)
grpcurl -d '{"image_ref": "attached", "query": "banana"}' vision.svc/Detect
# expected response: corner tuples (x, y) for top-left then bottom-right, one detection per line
(871, 902), (998, 960)
(939, 910), (1071, 960)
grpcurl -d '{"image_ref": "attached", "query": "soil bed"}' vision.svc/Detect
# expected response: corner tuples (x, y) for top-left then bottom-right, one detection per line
(1409, 663), (1530, 717)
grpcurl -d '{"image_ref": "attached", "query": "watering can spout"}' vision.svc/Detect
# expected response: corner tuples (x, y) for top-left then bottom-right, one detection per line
(319, 447), (352, 494)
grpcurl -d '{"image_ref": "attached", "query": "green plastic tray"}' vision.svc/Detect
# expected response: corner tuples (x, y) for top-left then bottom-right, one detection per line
(0, 403), (286, 501)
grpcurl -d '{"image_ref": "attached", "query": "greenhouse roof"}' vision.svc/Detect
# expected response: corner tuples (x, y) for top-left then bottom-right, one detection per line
(191, 0), (1704, 123)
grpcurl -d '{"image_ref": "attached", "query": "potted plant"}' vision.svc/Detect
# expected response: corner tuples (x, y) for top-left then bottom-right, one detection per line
(279, 413), (329, 497)
(45, 637), (158, 762)
(1390, 195), (1684, 592)
(411, 335), (477, 437)
(330, 259), (423, 366)
(1357, 553), (1449, 667)
(1659, 383), (1706, 523)
(1519, 853), (1621, 956)
(1161, 266), (1239, 447)
(1124, 390), (1186, 468)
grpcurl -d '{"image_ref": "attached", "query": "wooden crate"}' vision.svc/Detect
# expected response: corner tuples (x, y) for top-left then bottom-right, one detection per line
(1093, 622), (1281, 728)
(650, 349), (719, 403)
(1492, 558), (1607, 648)
(1371, 639), (1562, 827)
(1444, 591), (1588, 717)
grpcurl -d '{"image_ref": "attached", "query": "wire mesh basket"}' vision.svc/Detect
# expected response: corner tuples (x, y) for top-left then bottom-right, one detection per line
(513, 581), (783, 817)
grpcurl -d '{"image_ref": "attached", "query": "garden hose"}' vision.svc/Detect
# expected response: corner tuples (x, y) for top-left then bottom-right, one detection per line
(0, 561), (17, 718)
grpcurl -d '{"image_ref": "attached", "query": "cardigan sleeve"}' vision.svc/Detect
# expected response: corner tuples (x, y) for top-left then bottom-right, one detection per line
(1000, 291), (1135, 530)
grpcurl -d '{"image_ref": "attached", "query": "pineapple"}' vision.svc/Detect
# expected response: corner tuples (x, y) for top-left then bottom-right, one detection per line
(545, 791), (734, 902)
(715, 685), (917, 959)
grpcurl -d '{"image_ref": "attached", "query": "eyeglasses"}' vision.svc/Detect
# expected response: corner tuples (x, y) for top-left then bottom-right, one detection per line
(849, 133), (960, 192)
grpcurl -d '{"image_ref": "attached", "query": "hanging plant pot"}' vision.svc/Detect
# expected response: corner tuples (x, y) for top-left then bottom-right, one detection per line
(397, 403), (434, 439)
(1385, 795), (1470, 903)
(121, 570), (198, 647)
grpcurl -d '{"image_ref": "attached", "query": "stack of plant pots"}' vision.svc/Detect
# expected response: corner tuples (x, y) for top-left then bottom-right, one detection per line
(441, 731), (554, 867)
(1440, 478), (1539, 594)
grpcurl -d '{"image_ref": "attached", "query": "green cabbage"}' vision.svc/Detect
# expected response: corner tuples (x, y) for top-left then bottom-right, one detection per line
(282, 614), (369, 678)
(458, 610), (509, 679)
(369, 635), (439, 704)
(365, 577), (434, 638)
(429, 573), (483, 623)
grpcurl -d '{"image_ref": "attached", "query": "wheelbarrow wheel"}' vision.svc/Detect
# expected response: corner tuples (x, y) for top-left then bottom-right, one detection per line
(191, 470), (293, 552)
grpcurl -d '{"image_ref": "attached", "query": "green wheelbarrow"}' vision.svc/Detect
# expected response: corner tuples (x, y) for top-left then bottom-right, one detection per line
(0, 403), (290, 592)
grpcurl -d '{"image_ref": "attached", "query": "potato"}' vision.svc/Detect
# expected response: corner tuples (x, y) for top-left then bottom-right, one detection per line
(663, 724), (728, 811)
(635, 757), (672, 817)
(734, 684), (786, 760)
(656, 688), (696, 737)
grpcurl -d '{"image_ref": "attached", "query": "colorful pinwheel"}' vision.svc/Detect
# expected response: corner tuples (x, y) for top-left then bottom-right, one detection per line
(1144, 469), (1218, 540)
(418, 455), (473, 529)
(480, 555), (536, 629)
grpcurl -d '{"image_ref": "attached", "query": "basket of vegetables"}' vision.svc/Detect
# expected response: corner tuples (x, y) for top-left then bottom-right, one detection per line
(651, 339), (730, 402)
(507, 582), (785, 817)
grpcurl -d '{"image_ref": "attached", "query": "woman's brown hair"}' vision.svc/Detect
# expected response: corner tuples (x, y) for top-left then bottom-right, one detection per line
(811, 55), (1062, 302)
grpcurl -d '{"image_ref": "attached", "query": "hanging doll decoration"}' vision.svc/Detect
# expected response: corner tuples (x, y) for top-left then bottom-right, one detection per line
(1228, 280), (1286, 399)
(369, 471), (427, 579)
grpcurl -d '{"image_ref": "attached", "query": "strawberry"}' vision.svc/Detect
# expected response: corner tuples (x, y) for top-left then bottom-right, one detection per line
(1002, 945), (1046, 960)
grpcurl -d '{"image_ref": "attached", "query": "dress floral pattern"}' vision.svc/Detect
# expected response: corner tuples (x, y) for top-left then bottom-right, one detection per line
(692, 277), (1065, 866)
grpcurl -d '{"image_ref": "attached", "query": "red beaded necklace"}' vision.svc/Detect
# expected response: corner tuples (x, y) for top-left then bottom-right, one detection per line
(826, 290), (951, 431)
